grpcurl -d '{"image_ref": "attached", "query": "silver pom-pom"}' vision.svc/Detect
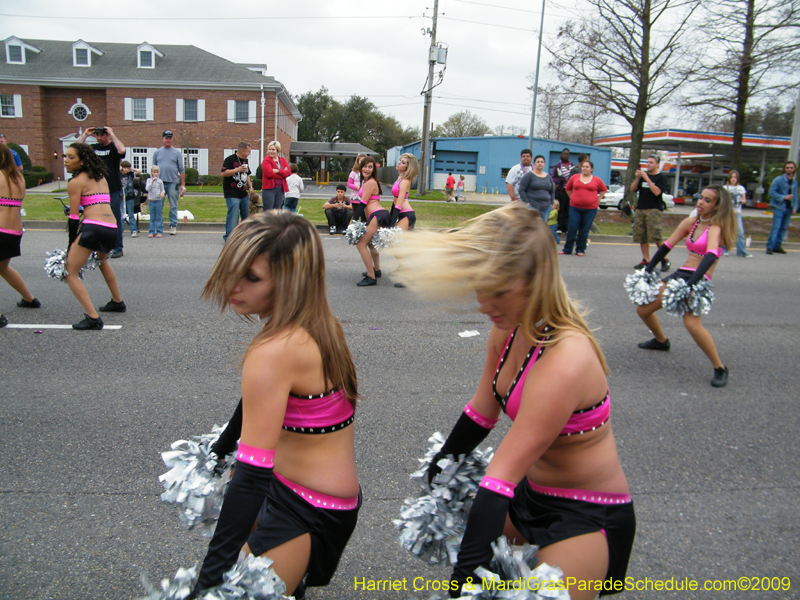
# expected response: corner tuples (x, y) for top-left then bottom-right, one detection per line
(371, 226), (404, 251)
(394, 432), (493, 565)
(43, 248), (100, 282)
(623, 269), (661, 306)
(140, 555), (293, 600)
(662, 278), (715, 317)
(406, 537), (570, 599)
(344, 221), (367, 245)
(159, 423), (236, 537)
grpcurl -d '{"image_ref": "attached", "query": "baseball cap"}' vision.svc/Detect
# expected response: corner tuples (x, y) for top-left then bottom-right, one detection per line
(94, 126), (107, 135)
(162, 129), (173, 137)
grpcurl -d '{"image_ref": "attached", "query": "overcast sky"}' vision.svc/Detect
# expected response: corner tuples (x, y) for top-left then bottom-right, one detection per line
(2, 0), (670, 136)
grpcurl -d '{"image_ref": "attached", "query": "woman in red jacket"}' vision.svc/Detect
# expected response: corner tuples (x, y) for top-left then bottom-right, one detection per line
(561, 160), (607, 257)
(261, 140), (290, 210)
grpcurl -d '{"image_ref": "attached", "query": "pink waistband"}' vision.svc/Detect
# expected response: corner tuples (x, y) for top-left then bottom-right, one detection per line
(480, 476), (516, 498)
(677, 266), (711, 281)
(464, 401), (498, 430)
(82, 219), (118, 229)
(236, 442), (275, 468)
(0, 227), (22, 236)
(275, 472), (359, 510)
(528, 480), (631, 504)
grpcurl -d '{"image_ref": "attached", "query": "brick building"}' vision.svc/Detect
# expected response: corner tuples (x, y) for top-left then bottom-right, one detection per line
(0, 36), (301, 180)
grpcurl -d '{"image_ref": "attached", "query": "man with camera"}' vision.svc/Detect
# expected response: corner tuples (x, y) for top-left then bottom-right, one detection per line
(77, 126), (127, 258)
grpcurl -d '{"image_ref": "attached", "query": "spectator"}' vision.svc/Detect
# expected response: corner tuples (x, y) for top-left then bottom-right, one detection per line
(517, 155), (555, 225)
(284, 163), (304, 213)
(505, 149), (533, 202)
(631, 154), (670, 271)
(766, 161), (798, 255)
(260, 140), (290, 210)
(445, 172), (456, 202)
(77, 126), (126, 257)
(120, 161), (141, 238)
(347, 154), (367, 222)
(145, 166), (165, 238)
(221, 142), (253, 242)
(322, 184), (352, 234)
(724, 170), (752, 258)
(152, 130), (185, 235)
(561, 160), (607, 257)
(0, 134), (22, 169)
(568, 153), (589, 179)
(456, 175), (465, 202)
(551, 148), (574, 234)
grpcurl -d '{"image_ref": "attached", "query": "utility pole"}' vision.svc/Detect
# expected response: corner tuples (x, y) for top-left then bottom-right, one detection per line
(527, 0), (545, 149)
(418, 0), (439, 196)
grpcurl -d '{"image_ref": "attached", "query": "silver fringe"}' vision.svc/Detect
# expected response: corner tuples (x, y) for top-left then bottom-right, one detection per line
(140, 555), (293, 600)
(159, 423), (236, 537)
(661, 278), (715, 317)
(371, 226), (404, 251)
(344, 221), (367, 245)
(394, 432), (493, 566)
(43, 248), (101, 282)
(623, 270), (661, 306)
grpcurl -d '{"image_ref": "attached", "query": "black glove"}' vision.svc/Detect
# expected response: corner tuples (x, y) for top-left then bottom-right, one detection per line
(68, 218), (80, 248)
(687, 253), (718, 286)
(428, 411), (493, 485)
(644, 243), (671, 273)
(449, 485), (512, 596)
(193, 461), (273, 592)
(210, 398), (243, 460)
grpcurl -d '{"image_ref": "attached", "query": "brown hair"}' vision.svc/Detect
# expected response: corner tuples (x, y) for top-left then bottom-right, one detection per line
(0, 145), (24, 194)
(360, 156), (382, 195)
(704, 185), (736, 249)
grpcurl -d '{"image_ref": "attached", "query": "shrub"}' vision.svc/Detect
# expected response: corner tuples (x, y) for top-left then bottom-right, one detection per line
(7, 142), (32, 171)
(30, 165), (48, 172)
(255, 164), (263, 180)
(184, 167), (199, 185)
(24, 171), (55, 188)
(331, 171), (348, 182)
(201, 175), (223, 186)
(252, 178), (262, 190)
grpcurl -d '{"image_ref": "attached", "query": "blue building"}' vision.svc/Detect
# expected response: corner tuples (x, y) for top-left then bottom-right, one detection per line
(395, 136), (612, 193)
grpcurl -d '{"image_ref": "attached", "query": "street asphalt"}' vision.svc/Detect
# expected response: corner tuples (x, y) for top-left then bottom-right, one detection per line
(1, 225), (798, 599)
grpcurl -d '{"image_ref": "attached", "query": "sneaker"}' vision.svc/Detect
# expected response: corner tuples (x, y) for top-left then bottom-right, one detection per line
(156, 234), (163, 238)
(638, 337), (670, 351)
(357, 275), (377, 287)
(98, 299), (127, 313)
(170, 227), (177, 235)
(740, 253), (753, 258)
(131, 231), (138, 238)
(362, 269), (381, 278)
(711, 366), (728, 388)
(109, 249), (123, 259)
(330, 226), (337, 235)
(634, 259), (648, 270)
(0, 313), (7, 328)
(17, 297), (41, 308)
(766, 248), (773, 255)
(773, 247), (787, 254)
(722, 249), (729, 256)
(73, 314), (103, 330)
(660, 259), (671, 272)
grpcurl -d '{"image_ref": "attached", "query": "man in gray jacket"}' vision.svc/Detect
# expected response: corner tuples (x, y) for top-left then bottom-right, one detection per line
(152, 130), (185, 235)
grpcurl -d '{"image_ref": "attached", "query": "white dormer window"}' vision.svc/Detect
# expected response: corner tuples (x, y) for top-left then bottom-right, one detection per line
(136, 42), (164, 69)
(4, 36), (42, 65)
(72, 40), (102, 67)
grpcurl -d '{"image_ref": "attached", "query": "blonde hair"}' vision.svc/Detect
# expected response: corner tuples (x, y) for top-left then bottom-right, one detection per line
(202, 211), (359, 406)
(351, 154), (367, 173)
(268, 140), (282, 154)
(390, 203), (608, 373)
(399, 153), (419, 182)
(704, 185), (736, 249)
(151, 166), (160, 173)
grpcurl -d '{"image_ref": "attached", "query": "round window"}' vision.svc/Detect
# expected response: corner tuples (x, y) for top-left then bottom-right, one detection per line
(72, 105), (89, 121)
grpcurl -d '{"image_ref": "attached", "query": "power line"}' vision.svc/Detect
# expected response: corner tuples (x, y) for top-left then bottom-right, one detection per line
(0, 12), (419, 21)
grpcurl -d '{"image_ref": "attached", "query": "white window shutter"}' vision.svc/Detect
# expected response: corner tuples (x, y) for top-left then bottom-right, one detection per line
(146, 98), (154, 121)
(248, 100), (256, 123)
(176, 99), (184, 122)
(227, 100), (235, 123)
(13, 94), (22, 118)
(124, 98), (132, 121)
(250, 150), (260, 176)
(197, 99), (205, 122)
(199, 148), (208, 176)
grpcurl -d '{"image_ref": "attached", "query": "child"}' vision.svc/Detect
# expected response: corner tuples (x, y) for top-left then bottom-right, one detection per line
(322, 183), (353, 234)
(145, 166), (165, 238)
(456, 174), (465, 202)
(120, 160), (141, 237)
(284, 163), (304, 213)
(248, 190), (262, 216)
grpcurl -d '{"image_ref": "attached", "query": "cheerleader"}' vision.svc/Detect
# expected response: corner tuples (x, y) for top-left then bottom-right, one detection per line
(389, 153), (418, 288)
(0, 145), (40, 327)
(347, 153), (367, 222)
(393, 203), (635, 599)
(355, 157), (385, 287)
(193, 211), (360, 597)
(634, 185), (736, 387)
(63, 143), (126, 330)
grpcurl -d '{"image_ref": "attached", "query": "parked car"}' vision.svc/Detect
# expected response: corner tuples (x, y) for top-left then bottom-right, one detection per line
(598, 184), (674, 210)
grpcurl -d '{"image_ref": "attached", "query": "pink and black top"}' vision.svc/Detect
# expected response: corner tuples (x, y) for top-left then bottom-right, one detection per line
(80, 193), (111, 207)
(0, 196), (22, 208)
(685, 220), (722, 258)
(282, 388), (355, 434)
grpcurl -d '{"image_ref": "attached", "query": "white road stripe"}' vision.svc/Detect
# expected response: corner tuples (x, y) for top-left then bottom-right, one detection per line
(5, 324), (122, 330)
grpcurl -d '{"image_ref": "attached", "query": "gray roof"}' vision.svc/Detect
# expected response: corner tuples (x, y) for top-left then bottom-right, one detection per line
(290, 142), (376, 157)
(1, 37), (300, 118)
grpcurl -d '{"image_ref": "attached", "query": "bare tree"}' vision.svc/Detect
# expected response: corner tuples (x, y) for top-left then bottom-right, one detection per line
(529, 83), (576, 140)
(547, 0), (698, 190)
(433, 110), (491, 138)
(494, 124), (527, 136)
(685, 0), (800, 171)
